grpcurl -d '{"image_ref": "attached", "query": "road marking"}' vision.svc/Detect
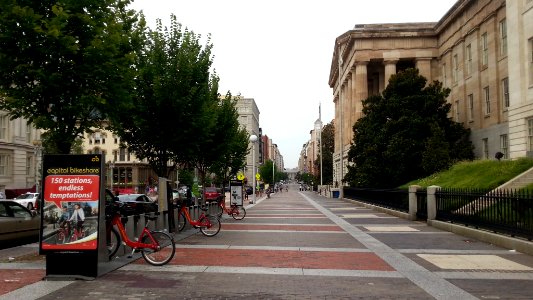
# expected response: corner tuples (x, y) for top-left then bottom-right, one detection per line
(301, 193), (478, 300)
(341, 214), (396, 218)
(364, 226), (419, 232)
(418, 254), (533, 271)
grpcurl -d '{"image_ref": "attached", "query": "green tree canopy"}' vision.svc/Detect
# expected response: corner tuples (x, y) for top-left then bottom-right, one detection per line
(345, 68), (474, 188)
(314, 121), (334, 185)
(110, 15), (216, 178)
(259, 159), (286, 185)
(0, 0), (141, 153)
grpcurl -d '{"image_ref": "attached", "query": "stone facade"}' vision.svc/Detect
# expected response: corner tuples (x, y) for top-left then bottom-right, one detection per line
(234, 97), (261, 184)
(329, 0), (533, 185)
(0, 111), (42, 193)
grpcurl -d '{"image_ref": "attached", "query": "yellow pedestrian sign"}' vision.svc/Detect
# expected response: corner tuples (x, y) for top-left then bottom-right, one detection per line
(255, 173), (261, 180)
(237, 173), (245, 181)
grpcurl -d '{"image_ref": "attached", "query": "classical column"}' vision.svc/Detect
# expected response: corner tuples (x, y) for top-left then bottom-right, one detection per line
(350, 68), (357, 133)
(416, 58), (432, 82)
(355, 62), (368, 121)
(343, 81), (350, 147)
(346, 72), (353, 143)
(334, 96), (339, 154)
(384, 59), (398, 86)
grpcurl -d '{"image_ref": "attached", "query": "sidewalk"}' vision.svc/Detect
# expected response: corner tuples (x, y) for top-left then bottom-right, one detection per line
(2, 187), (533, 299)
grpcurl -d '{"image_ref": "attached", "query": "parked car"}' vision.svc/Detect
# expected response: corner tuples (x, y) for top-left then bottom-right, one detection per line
(116, 194), (158, 216)
(9, 192), (40, 211)
(203, 187), (222, 203)
(0, 201), (40, 244)
(171, 186), (196, 205)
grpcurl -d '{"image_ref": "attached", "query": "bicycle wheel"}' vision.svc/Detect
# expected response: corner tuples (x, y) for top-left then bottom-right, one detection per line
(107, 227), (121, 260)
(216, 204), (223, 218)
(199, 215), (221, 237)
(231, 206), (246, 220)
(177, 211), (186, 232)
(141, 231), (176, 266)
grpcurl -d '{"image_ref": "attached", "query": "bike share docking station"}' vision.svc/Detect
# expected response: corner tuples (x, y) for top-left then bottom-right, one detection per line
(39, 154), (110, 280)
(38, 154), (172, 280)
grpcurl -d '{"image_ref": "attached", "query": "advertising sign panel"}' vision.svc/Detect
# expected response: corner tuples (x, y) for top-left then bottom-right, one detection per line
(40, 155), (103, 253)
(229, 180), (243, 206)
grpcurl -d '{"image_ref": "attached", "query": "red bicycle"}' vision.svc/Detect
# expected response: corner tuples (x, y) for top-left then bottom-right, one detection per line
(216, 198), (246, 220)
(176, 203), (221, 236)
(107, 211), (175, 266)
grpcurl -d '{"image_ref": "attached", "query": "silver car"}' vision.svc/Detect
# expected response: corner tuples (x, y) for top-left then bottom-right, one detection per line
(0, 201), (40, 243)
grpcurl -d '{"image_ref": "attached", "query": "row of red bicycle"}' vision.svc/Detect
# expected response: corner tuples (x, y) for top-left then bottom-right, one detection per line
(104, 194), (247, 266)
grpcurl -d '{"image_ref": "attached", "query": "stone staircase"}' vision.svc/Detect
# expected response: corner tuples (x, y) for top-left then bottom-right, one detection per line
(453, 166), (533, 215)
(496, 166), (533, 190)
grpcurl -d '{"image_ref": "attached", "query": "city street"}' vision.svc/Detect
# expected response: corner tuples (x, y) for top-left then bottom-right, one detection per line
(2, 185), (533, 299)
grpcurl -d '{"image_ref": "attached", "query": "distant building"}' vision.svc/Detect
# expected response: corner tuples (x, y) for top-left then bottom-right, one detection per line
(234, 97), (260, 184)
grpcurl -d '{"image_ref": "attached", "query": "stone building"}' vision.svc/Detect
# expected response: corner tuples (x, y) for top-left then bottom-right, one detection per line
(0, 112), (42, 195)
(329, 0), (532, 186)
(83, 126), (156, 194)
(234, 97), (261, 184)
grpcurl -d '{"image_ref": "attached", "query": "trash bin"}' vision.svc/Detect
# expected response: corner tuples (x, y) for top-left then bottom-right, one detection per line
(332, 190), (339, 198)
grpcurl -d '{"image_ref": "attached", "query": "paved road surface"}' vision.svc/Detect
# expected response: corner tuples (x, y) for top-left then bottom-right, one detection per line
(2, 185), (533, 299)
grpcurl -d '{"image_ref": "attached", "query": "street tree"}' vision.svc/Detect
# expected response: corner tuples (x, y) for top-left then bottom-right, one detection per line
(208, 94), (250, 187)
(345, 68), (474, 188)
(0, 0), (141, 153)
(314, 121), (334, 185)
(111, 15), (216, 178)
(259, 159), (285, 185)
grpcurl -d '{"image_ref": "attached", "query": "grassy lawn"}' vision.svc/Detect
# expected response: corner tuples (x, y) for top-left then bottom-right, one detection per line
(400, 158), (533, 189)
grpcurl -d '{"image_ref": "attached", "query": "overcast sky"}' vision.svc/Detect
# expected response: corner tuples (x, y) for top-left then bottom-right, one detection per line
(129, 0), (458, 168)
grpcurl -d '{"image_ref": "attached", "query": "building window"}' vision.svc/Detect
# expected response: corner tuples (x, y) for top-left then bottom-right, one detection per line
(26, 124), (32, 143)
(481, 32), (488, 67)
(482, 138), (489, 159)
(452, 54), (458, 83)
(26, 156), (32, 175)
(114, 135), (119, 144)
(466, 44), (472, 76)
(119, 147), (126, 161)
(499, 19), (507, 56)
(500, 134), (508, 159)
(94, 132), (101, 144)
(0, 115), (8, 140)
(484, 87), (490, 115)
(113, 150), (118, 162)
(502, 77), (509, 109)
(468, 94), (474, 121)
(0, 154), (9, 176)
(528, 118), (533, 151)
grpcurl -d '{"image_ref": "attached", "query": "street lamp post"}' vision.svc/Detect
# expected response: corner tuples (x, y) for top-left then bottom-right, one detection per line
(249, 135), (258, 204)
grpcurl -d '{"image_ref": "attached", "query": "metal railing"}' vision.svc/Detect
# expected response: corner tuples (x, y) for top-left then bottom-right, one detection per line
(436, 188), (533, 241)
